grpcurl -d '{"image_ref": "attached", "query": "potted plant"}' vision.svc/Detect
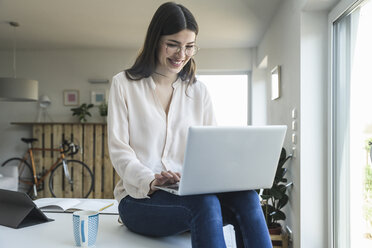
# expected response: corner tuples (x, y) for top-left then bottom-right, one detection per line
(98, 102), (108, 122)
(259, 147), (292, 247)
(71, 103), (94, 123)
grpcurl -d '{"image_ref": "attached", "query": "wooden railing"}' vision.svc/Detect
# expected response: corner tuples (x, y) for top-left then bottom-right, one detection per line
(12, 122), (119, 199)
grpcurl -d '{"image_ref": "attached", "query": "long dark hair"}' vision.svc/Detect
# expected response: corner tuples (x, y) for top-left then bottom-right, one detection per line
(125, 2), (199, 85)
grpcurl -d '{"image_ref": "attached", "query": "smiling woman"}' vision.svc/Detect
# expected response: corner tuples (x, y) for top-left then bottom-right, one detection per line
(155, 29), (196, 79)
(125, 3), (199, 86)
(106, 2), (272, 248)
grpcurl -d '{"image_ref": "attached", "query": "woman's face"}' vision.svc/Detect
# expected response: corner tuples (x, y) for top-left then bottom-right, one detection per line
(156, 29), (197, 77)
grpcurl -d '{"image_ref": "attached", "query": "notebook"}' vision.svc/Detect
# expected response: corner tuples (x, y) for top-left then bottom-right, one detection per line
(155, 125), (287, 195)
(33, 198), (117, 214)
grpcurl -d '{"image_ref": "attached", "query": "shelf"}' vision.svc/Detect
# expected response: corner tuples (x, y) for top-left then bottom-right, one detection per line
(11, 122), (107, 125)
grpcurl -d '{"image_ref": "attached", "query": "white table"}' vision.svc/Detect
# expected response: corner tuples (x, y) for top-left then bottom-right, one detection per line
(0, 212), (192, 248)
(0, 212), (236, 247)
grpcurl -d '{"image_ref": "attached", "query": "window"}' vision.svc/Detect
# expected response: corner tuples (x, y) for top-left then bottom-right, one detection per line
(332, 1), (372, 247)
(197, 74), (248, 126)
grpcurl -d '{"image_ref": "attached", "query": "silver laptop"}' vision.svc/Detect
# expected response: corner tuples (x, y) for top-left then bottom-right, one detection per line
(155, 125), (287, 195)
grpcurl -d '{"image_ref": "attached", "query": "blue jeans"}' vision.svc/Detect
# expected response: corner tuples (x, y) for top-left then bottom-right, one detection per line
(118, 190), (272, 248)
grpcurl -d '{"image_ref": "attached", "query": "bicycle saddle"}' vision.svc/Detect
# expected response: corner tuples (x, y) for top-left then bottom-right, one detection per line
(21, 138), (38, 144)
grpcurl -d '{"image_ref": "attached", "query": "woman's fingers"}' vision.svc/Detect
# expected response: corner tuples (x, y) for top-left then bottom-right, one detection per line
(160, 171), (173, 178)
(153, 173), (171, 186)
(154, 174), (164, 180)
(168, 171), (180, 182)
(153, 171), (180, 186)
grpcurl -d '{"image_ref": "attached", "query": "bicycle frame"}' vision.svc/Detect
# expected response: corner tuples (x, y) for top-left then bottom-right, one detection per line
(20, 146), (67, 188)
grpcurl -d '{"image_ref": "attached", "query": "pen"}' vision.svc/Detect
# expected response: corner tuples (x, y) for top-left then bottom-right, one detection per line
(99, 202), (114, 211)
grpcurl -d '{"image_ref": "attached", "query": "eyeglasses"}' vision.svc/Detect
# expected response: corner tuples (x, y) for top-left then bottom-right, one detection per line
(163, 42), (199, 56)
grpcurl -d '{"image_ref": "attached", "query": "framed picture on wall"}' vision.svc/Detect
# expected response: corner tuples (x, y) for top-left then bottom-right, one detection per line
(271, 65), (281, 100)
(91, 90), (106, 106)
(63, 90), (79, 106)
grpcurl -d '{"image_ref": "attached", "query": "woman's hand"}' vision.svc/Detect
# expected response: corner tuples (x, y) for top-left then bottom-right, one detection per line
(148, 171), (181, 195)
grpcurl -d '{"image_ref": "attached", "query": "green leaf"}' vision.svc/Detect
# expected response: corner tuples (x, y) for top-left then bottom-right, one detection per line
(261, 194), (271, 200)
(257, 147), (293, 223)
(272, 210), (286, 221)
(262, 189), (271, 195)
(271, 187), (283, 199)
(278, 184), (287, 193)
(277, 194), (289, 209)
(263, 205), (276, 215)
(70, 103), (93, 122)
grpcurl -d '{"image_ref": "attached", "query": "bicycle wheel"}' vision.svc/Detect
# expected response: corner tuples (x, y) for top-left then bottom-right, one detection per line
(49, 159), (94, 198)
(1, 158), (33, 194)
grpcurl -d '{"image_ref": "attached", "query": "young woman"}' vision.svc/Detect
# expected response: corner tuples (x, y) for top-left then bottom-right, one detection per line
(107, 2), (272, 248)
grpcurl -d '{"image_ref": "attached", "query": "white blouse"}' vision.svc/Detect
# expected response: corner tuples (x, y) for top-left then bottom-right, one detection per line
(107, 71), (216, 201)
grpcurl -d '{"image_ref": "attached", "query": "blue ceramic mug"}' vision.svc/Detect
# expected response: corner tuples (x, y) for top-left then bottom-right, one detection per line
(73, 210), (99, 247)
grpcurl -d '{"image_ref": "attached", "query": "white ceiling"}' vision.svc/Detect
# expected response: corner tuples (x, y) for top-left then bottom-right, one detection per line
(0, 0), (283, 50)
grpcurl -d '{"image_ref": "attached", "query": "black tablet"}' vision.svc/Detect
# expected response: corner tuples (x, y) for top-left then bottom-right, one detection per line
(0, 189), (54, 229)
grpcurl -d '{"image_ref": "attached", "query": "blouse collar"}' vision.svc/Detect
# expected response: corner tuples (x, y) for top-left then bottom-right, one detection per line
(148, 76), (181, 90)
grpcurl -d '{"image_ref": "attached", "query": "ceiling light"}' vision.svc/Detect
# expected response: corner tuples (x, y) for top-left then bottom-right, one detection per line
(0, 22), (38, 102)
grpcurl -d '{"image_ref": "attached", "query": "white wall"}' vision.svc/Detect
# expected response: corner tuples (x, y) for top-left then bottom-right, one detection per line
(0, 47), (251, 163)
(251, 0), (332, 247)
(252, 0), (302, 246)
(0, 49), (134, 161)
(300, 11), (328, 248)
(197, 48), (252, 73)
(251, 49), (267, 125)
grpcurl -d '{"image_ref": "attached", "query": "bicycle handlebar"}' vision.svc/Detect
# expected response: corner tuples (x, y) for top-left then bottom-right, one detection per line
(61, 140), (80, 156)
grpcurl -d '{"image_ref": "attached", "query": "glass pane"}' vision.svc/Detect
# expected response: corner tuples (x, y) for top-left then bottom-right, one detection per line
(349, 1), (372, 246)
(197, 74), (248, 126)
(333, 1), (372, 247)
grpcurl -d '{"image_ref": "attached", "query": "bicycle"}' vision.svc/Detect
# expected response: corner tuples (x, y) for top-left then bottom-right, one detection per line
(1, 138), (94, 199)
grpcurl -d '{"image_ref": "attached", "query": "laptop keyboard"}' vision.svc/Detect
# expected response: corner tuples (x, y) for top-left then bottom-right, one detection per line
(165, 184), (179, 190)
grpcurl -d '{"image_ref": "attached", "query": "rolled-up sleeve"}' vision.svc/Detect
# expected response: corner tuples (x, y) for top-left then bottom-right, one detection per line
(107, 77), (154, 199)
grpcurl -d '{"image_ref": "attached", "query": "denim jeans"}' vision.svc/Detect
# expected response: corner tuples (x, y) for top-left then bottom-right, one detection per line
(118, 190), (272, 248)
